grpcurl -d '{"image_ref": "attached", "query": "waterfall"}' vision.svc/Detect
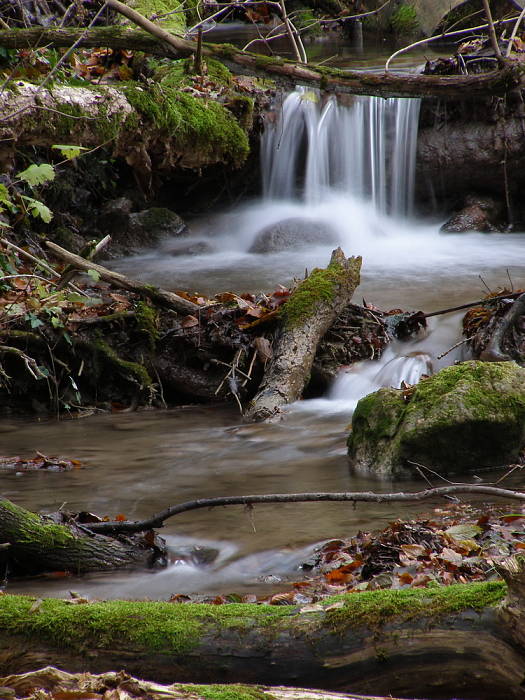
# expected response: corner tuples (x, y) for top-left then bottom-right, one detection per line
(262, 88), (421, 217)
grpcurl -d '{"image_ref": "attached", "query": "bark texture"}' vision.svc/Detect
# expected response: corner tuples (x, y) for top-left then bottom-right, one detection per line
(0, 499), (149, 574)
(244, 248), (361, 421)
(0, 27), (521, 99)
(0, 576), (523, 699)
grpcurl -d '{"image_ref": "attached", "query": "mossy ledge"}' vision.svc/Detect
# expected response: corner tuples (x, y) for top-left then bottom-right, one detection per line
(0, 583), (506, 656)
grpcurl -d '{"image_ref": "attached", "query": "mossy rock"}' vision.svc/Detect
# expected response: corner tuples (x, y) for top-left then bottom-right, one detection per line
(348, 360), (525, 478)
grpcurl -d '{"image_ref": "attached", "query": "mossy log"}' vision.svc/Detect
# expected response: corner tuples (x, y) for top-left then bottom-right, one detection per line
(0, 499), (153, 574)
(0, 572), (525, 698)
(244, 248), (361, 421)
(0, 26), (521, 99)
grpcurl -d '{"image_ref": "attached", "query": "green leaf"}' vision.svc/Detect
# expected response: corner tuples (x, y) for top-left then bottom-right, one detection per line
(20, 196), (53, 224)
(50, 315), (63, 328)
(26, 313), (44, 329)
(52, 144), (89, 160)
(87, 269), (101, 282)
(16, 163), (55, 187)
(445, 524), (483, 541)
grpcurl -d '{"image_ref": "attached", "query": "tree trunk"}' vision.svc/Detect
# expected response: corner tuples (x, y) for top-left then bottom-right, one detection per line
(0, 499), (151, 574)
(0, 27), (521, 99)
(0, 572), (523, 699)
(244, 248), (361, 421)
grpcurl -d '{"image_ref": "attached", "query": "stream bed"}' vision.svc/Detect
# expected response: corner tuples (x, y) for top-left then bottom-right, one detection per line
(2, 69), (525, 600)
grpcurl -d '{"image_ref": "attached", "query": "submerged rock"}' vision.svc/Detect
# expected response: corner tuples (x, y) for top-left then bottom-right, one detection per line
(249, 217), (338, 253)
(348, 361), (525, 479)
(440, 195), (502, 233)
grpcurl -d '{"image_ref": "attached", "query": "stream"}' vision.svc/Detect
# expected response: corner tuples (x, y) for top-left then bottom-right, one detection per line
(2, 56), (525, 601)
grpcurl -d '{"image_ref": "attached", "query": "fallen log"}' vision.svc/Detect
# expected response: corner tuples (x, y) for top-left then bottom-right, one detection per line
(0, 26), (521, 99)
(244, 248), (361, 421)
(46, 241), (198, 315)
(0, 667), (420, 700)
(0, 499), (158, 574)
(0, 569), (524, 698)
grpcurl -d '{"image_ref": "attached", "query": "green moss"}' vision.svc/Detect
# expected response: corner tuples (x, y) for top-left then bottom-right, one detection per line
(390, 3), (419, 36)
(179, 685), (274, 700)
(123, 83), (249, 166)
(135, 301), (159, 350)
(281, 260), (349, 328)
(0, 596), (291, 654)
(0, 500), (78, 549)
(129, 0), (186, 34)
(324, 581), (506, 634)
(93, 339), (152, 387)
(0, 583), (505, 658)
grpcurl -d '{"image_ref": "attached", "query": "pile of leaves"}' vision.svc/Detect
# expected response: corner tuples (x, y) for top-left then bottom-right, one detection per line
(169, 504), (525, 606)
(0, 452), (81, 472)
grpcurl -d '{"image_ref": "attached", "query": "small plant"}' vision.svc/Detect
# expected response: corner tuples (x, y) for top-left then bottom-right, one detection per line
(390, 3), (419, 37)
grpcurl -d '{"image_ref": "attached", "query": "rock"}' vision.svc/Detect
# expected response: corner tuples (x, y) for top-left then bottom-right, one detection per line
(440, 195), (502, 233)
(347, 361), (525, 479)
(164, 240), (213, 256)
(100, 197), (133, 234)
(127, 207), (190, 246)
(249, 217), (338, 254)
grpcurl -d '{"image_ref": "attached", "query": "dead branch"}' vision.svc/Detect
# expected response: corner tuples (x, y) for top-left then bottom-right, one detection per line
(0, 26), (520, 98)
(46, 240), (199, 315)
(85, 484), (525, 535)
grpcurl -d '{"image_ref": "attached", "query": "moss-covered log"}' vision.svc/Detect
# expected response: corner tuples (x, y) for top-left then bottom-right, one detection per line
(0, 499), (153, 574)
(245, 248), (361, 421)
(0, 579), (524, 698)
(0, 26), (521, 99)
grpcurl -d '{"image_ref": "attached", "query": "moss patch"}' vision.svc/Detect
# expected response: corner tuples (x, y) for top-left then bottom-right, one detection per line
(323, 581), (505, 634)
(280, 259), (349, 328)
(179, 685), (274, 700)
(93, 339), (152, 387)
(0, 596), (292, 655)
(123, 83), (249, 167)
(129, 0), (186, 34)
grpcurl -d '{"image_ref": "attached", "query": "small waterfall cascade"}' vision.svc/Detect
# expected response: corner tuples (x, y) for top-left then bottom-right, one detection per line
(262, 88), (421, 217)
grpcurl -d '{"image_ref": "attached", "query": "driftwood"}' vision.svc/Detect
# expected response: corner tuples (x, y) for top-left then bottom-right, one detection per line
(0, 668), (412, 700)
(46, 240), (198, 315)
(85, 484), (525, 535)
(0, 499), (157, 574)
(245, 248), (361, 421)
(0, 26), (521, 99)
(0, 560), (524, 698)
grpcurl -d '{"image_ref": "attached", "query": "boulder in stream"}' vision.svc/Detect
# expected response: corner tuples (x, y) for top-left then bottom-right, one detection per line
(348, 360), (525, 478)
(249, 217), (338, 253)
(440, 195), (502, 233)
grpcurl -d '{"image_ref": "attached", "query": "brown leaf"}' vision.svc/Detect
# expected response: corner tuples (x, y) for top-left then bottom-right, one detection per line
(181, 315), (199, 328)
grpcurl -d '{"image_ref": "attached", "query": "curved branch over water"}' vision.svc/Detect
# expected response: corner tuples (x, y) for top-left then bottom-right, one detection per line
(85, 484), (525, 534)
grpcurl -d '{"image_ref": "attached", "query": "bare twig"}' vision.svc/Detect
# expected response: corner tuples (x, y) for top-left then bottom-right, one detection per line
(86, 484), (525, 534)
(385, 15), (518, 70)
(482, 0), (504, 65)
(505, 5), (525, 57)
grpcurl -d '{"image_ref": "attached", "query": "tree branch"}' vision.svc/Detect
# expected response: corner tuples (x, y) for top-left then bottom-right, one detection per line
(85, 484), (525, 534)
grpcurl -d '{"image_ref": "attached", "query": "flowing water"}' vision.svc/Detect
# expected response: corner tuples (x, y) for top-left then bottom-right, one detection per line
(2, 87), (525, 600)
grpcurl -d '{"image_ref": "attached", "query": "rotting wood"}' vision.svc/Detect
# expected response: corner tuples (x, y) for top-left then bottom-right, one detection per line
(0, 667), (432, 700)
(46, 240), (198, 315)
(480, 291), (525, 362)
(0, 568), (523, 698)
(245, 248), (361, 422)
(0, 26), (521, 99)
